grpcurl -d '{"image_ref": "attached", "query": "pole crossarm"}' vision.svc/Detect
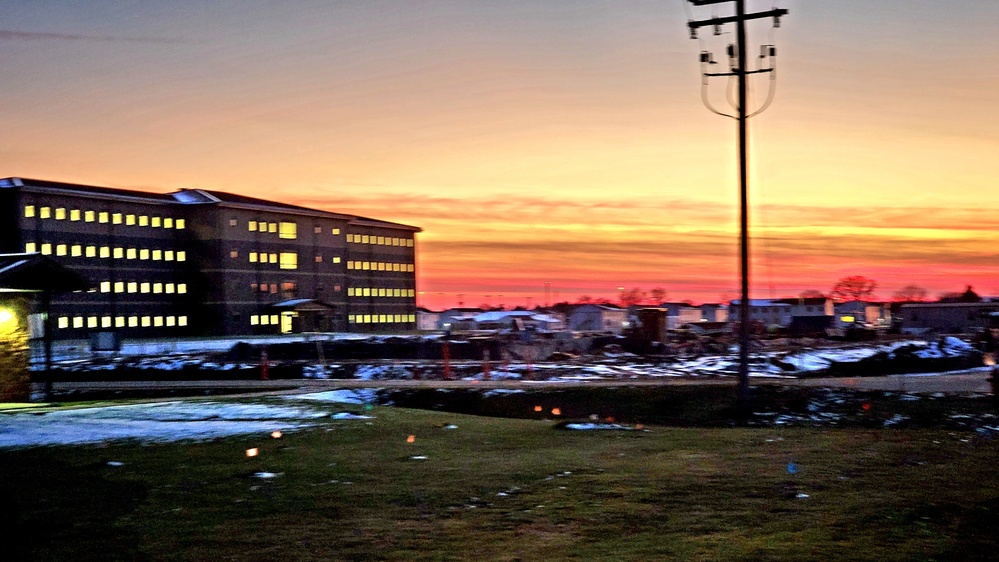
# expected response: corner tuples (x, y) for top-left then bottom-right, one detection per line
(688, 8), (788, 30)
(704, 68), (774, 77)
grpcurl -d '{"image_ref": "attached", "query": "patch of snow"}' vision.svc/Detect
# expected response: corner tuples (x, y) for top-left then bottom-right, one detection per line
(483, 389), (526, 397)
(0, 401), (324, 448)
(289, 389), (378, 405)
(330, 412), (373, 420)
(563, 423), (633, 431)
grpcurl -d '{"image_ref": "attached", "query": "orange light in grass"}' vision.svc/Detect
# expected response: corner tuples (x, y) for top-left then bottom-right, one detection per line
(271, 431), (283, 439)
(551, 408), (561, 416)
(534, 406), (543, 412)
(245, 448), (259, 457)
(407, 435), (415, 443)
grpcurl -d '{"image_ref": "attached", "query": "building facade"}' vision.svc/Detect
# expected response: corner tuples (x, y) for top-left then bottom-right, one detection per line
(1, 177), (420, 340)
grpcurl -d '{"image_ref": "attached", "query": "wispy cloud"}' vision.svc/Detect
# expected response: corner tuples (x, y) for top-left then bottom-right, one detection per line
(0, 29), (176, 44)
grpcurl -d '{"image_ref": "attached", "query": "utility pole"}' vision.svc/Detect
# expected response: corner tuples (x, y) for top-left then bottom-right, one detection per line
(685, 0), (787, 414)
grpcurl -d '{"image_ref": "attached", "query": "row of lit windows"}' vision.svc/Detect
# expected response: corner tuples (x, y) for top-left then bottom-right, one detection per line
(248, 252), (298, 269)
(246, 220), (299, 240)
(346, 261), (414, 272)
(24, 205), (185, 229)
(249, 314), (282, 326)
(58, 315), (188, 329)
(98, 281), (187, 294)
(346, 234), (414, 247)
(348, 287), (416, 298)
(25, 242), (186, 262)
(349, 314), (416, 324)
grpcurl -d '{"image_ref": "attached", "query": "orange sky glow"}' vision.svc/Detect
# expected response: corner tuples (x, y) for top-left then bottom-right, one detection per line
(2, 1), (997, 309)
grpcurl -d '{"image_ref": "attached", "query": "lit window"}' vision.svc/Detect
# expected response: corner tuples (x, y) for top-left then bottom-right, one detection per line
(392, 238), (400, 246)
(128, 316), (138, 328)
(112, 213), (122, 225)
(332, 228), (340, 235)
(41, 243), (52, 255)
(165, 283), (175, 294)
(230, 218), (238, 227)
(178, 283), (187, 294)
(127, 282), (137, 293)
(249, 252), (258, 263)
(73, 317), (84, 329)
(377, 236), (385, 245)
(378, 288), (386, 297)
(139, 249), (149, 260)
(166, 316), (176, 327)
(164, 218), (174, 228)
(99, 211), (109, 223)
(114, 282), (124, 293)
(101, 317), (112, 329)
(71, 245), (82, 257)
(269, 284), (277, 294)
(100, 281), (111, 293)
(230, 250), (239, 259)
(40, 206), (51, 219)
(152, 250), (162, 261)
(24, 242), (37, 254)
(349, 314), (355, 323)
(362, 262), (370, 270)
(141, 316), (151, 327)
(152, 216), (161, 228)
(154, 316), (164, 327)
(314, 226), (322, 234)
(409, 289), (415, 297)
(407, 239), (414, 247)
(140, 282), (150, 293)
(177, 251), (186, 262)
(362, 288), (371, 297)
(86, 246), (96, 258)
(175, 219), (185, 229)
(333, 257), (341, 264)
(347, 261), (354, 269)
(362, 235), (370, 244)
(250, 315), (259, 326)
(24, 205), (35, 218)
(58, 317), (69, 329)
(268, 253), (277, 264)
(164, 250), (174, 261)
(153, 283), (163, 294)
(347, 288), (355, 296)
(248, 220), (257, 232)
(55, 208), (66, 220)
(115, 317), (125, 328)
(315, 254), (323, 263)
(377, 263), (385, 271)
(260, 315), (269, 326)
(270, 314), (278, 324)
(139, 215), (149, 226)
(363, 314), (371, 323)
(126, 214), (136, 225)
(127, 248), (137, 260)
(268, 223), (277, 234)
(87, 317), (97, 329)
(278, 222), (297, 239)
(380, 315), (387, 323)
(70, 209), (81, 221)
(279, 252), (298, 270)
(394, 288), (401, 297)
(346, 234), (354, 243)
(113, 247), (123, 259)
(407, 264), (415, 272)
(408, 314), (415, 322)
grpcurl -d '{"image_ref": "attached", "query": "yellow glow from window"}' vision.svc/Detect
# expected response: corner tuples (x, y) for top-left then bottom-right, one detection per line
(100, 281), (111, 293)
(333, 256), (341, 263)
(86, 246), (96, 258)
(141, 316), (151, 327)
(139, 249), (149, 260)
(85, 210), (95, 222)
(57, 316), (69, 329)
(115, 317), (125, 328)
(71, 245), (81, 257)
(127, 282), (137, 293)
(178, 283), (187, 294)
(152, 216), (161, 228)
(101, 317), (112, 329)
(73, 317), (83, 329)
(25, 242), (36, 253)
(114, 282), (124, 293)
(154, 316), (163, 327)
(41, 243), (52, 255)
(87, 317), (97, 329)
(112, 213), (122, 225)
(126, 214), (136, 225)
(99, 211), (108, 223)
(841, 315), (856, 323)
(128, 316), (138, 328)
(55, 208), (66, 220)
(175, 218), (185, 229)
(268, 223), (277, 234)
(164, 217), (173, 228)
(140, 282), (150, 293)
(177, 251), (186, 261)
(279, 221), (297, 239)
(24, 205), (35, 218)
(249, 220), (257, 232)
(127, 248), (136, 259)
(69, 209), (80, 221)
(279, 252), (298, 270)
(152, 250), (162, 261)
(166, 316), (176, 327)
(40, 206), (51, 219)
(113, 247), (124, 259)
(249, 252), (257, 263)
(166, 283), (175, 294)
(139, 215), (148, 226)
(332, 228), (340, 235)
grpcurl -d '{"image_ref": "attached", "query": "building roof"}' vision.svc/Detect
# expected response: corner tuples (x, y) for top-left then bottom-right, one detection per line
(730, 299), (791, 307)
(3, 177), (420, 232)
(0, 253), (92, 293)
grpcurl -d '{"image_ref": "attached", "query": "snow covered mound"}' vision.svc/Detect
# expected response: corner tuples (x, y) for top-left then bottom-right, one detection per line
(0, 401), (327, 448)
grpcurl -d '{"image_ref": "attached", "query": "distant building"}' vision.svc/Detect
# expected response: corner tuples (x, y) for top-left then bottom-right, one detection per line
(437, 308), (485, 331)
(897, 302), (999, 334)
(416, 307), (440, 331)
(728, 299), (793, 327)
(700, 303), (728, 323)
(567, 304), (628, 334)
(1, 177), (420, 339)
(833, 300), (889, 328)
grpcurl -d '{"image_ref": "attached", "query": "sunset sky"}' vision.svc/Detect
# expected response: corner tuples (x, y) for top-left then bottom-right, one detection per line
(2, 0), (997, 309)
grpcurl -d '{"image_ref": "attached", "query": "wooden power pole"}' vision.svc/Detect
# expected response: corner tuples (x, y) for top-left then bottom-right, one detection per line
(685, 0), (787, 415)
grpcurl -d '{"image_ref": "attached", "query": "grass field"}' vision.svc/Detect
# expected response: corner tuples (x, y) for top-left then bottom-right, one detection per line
(2, 399), (998, 561)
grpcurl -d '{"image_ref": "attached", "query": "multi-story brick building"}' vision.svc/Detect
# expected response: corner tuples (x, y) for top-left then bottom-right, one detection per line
(0, 177), (419, 339)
